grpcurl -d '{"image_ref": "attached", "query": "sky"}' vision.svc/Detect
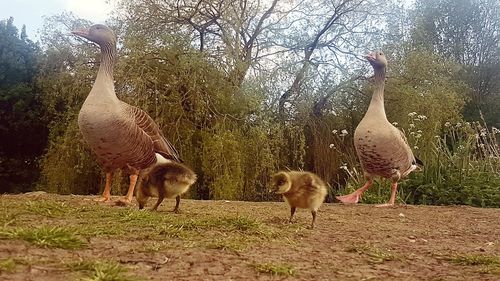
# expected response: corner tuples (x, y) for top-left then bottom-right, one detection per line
(0, 0), (115, 41)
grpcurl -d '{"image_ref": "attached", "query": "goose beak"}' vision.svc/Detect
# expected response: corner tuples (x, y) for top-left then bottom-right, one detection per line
(71, 28), (90, 39)
(365, 52), (376, 62)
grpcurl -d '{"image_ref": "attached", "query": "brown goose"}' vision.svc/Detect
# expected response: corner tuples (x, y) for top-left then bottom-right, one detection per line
(336, 51), (420, 207)
(72, 24), (181, 204)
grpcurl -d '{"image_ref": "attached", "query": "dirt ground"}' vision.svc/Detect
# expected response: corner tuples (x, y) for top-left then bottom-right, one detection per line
(0, 193), (499, 280)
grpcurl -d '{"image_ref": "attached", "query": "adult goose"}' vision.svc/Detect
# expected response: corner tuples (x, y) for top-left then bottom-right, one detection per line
(72, 24), (181, 204)
(336, 51), (421, 207)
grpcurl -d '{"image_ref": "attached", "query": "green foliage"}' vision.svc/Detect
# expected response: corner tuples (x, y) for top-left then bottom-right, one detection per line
(0, 17), (48, 193)
(412, 0), (500, 126)
(401, 121), (500, 207)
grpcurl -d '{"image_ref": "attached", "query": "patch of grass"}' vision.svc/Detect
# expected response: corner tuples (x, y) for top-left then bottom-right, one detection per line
(68, 260), (144, 281)
(346, 244), (397, 264)
(252, 262), (297, 276)
(206, 237), (249, 252)
(25, 199), (75, 217)
(445, 254), (500, 276)
(0, 258), (16, 273)
(0, 226), (86, 249)
(448, 254), (499, 266)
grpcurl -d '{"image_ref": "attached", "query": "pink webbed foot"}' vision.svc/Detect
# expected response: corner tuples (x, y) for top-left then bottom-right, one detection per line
(336, 193), (361, 204)
(114, 197), (133, 206)
(94, 196), (111, 203)
(375, 203), (395, 208)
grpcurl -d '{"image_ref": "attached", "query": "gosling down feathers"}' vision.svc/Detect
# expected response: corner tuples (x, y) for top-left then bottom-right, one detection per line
(271, 171), (328, 229)
(336, 51), (420, 207)
(136, 162), (197, 213)
(72, 24), (181, 204)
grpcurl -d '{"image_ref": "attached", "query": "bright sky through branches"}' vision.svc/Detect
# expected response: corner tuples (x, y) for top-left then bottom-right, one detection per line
(0, 0), (115, 40)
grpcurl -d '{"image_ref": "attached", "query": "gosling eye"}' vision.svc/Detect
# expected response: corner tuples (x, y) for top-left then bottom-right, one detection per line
(379, 52), (383, 56)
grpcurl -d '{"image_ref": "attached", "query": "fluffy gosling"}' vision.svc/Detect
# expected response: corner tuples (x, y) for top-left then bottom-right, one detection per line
(270, 171), (328, 229)
(136, 162), (197, 213)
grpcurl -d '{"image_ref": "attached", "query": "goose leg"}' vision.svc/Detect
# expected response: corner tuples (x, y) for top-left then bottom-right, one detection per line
(115, 174), (138, 206)
(95, 172), (113, 202)
(336, 179), (373, 204)
(376, 182), (398, 207)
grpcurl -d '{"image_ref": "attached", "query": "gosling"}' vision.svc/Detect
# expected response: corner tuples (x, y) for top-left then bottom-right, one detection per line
(136, 162), (197, 213)
(270, 171), (328, 229)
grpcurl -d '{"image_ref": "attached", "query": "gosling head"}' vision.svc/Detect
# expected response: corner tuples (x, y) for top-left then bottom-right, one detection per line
(270, 172), (292, 194)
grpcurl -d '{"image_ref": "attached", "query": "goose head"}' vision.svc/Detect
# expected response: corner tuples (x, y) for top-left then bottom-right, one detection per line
(366, 51), (387, 69)
(72, 24), (116, 47)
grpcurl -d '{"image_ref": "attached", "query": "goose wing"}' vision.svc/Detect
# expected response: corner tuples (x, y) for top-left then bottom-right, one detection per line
(123, 102), (182, 163)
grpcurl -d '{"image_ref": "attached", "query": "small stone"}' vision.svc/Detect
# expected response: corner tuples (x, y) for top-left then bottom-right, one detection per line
(398, 213), (405, 218)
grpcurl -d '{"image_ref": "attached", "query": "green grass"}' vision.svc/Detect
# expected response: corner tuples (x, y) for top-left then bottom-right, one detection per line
(68, 260), (144, 281)
(252, 262), (297, 276)
(206, 236), (252, 252)
(0, 258), (16, 273)
(448, 254), (500, 266)
(346, 244), (398, 264)
(25, 200), (76, 217)
(0, 226), (86, 249)
(437, 253), (500, 275)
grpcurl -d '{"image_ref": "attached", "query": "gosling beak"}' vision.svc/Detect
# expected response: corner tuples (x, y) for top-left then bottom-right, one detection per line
(71, 28), (90, 39)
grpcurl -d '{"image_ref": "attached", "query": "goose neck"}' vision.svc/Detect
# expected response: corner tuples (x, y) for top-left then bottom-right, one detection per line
(366, 67), (387, 118)
(97, 42), (116, 79)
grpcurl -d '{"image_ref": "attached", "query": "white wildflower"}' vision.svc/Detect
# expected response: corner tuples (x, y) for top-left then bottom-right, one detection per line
(409, 124), (415, 128)
(340, 164), (348, 170)
(392, 122), (398, 126)
(410, 131), (416, 135)
(444, 122), (451, 127)
(456, 122), (462, 128)
(434, 135), (440, 138)
(458, 145), (465, 150)
(332, 130), (338, 135)
(417, 115), (427, 120)
(408, 112), (417, 117)
(492, 127), (499, 134)
(417, 130), (422, 133)
(329, 144), (335, 149)
(340, 129), (348, 136)
(415, 133), (422, 139)
(413, 145), (419, 150)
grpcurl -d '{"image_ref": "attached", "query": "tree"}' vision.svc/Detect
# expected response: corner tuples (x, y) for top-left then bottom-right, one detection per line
(0, 17), (46, 193)
(411, 0), (500, 126)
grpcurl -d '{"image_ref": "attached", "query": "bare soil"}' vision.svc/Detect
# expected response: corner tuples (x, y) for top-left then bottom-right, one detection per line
(0, 193), (499, 280)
